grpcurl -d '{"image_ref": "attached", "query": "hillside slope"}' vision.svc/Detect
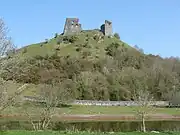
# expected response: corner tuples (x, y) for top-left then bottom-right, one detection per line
(1, 30), (180, 101)
(17, 30), (130, 59)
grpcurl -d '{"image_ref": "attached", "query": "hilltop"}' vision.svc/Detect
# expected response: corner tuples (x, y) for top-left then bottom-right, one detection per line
(1, 26), (180, 102)
(17, 30), (128, 59)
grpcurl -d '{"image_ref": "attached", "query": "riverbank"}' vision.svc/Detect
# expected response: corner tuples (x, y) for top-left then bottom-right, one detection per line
(0, 131), (179, 135)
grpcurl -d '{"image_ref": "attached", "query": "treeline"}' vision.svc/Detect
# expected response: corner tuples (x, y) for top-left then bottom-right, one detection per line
(1, 42), (180, 101)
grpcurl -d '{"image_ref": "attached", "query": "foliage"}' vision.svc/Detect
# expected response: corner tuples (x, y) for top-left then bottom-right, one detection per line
(1, 30), (180, 101)
(22, 48), (27, 54)
(0, 18), (14, 57)
(105, 42), (120, 56)
(114, 33), (120, 39)
(44, 39), (49, 44)
(25, 81), (74, 130)
(0, 18), (29, 114)
(54, 33), (58, 38)
(63, 35), (78, 44)
(133, 89), (155, 132)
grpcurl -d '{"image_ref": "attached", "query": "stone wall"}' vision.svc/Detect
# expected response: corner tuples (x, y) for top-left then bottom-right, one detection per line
(62, 18), (113, 36)
(23, 96), (169, 107)
(100, 20), (113, 36)
(63, 18), (82, 35)
(72, 100), (169, 106)
(104, 20), (113, 36)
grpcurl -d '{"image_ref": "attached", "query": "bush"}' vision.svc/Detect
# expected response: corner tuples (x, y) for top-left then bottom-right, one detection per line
(76, 47), (81, 52)
(105, 42), (120, 56)
(93, 34), (99, 42)
(57, 40), (61, 45)
(44, 39), (48, 44)
(54, 33), (58, 38)
(83, 42), (91, 48)
(55, 45), (60, 51)
(114, 33), (120, 39)
(22, 48), (27, 54)
(82, 50), (92, 58)
(63, 35), (78, 44)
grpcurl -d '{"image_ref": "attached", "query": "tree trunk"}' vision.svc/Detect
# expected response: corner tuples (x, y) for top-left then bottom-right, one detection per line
(142, 114), (146, 132)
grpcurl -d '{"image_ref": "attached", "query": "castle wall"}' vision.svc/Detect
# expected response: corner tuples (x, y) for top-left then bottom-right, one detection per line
(63, 18), (82, 35)
(104, 20), (113, 36)
(100, 20), (113, 36)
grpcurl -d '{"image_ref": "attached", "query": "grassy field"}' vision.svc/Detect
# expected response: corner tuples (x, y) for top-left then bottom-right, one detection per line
(0, 131), (179, 135)
(2, 105), (180, 115)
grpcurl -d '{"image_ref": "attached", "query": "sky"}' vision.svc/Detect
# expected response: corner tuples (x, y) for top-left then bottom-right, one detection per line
(1, 0), (180, 57)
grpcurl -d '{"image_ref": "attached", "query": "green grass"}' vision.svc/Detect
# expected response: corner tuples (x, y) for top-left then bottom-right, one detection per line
(2, 105), (180, 116)
(0, 131), (179, 135)
(16, 30), (131, 59)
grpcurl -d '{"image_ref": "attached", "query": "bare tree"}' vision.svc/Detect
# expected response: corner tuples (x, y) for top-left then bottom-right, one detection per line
(0, 80), (28, 113)
(0, 18), (28, 113)
(133, 89), (154, 132)
(25, 82), (73, 131)
(0, 18), (14, 57)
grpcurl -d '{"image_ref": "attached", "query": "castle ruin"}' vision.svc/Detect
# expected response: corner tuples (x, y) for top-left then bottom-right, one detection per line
(100, 20), (113, 36)
(63, 18), (82, 35)
(63, 18), (113, 36)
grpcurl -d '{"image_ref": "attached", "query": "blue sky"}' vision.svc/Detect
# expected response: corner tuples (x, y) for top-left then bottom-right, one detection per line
(1, 0), (180, 57)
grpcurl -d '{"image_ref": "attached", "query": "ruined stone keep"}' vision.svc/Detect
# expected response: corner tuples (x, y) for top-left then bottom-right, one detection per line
(63, 18), (113, 36)
(63, 18), (82, 35)
(100, 20), (113, 36)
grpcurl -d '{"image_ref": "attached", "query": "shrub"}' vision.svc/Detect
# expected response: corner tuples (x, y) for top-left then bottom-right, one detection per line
(76, 47), (81, 52)
(63, 35), (78, 44)
(114, 33), (120, 39)
(69, 35), (78, 43)
(105, 42), (120, 56)
(22, 48), (27, 54)
(55, 45), (60, 51)
(83, 42), (91, 48)
(85, 37), (89, 42)
(44, 39), (48, 44)
(54, 33), (58, 38)
(82, 50), (92, 58)
(93, 34), (99, 42)
(57, 40), (61, 45)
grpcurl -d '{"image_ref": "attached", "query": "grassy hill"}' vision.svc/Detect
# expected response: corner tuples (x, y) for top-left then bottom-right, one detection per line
(1, 30), (180, 101)
(17, 30), (130, 58)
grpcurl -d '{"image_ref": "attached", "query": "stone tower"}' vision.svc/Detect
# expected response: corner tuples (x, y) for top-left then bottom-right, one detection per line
(63, 18), (82, 35)
(100, 20), (113, 36)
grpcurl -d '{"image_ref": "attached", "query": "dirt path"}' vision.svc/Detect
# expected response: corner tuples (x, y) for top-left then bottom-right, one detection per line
(1, 114), (180, 121)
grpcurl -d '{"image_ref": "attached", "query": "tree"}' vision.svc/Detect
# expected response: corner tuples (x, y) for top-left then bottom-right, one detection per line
(54, 33), (58, 38)
(25, 82), (73, 131)
(134, 45), (144, 53)
(105, 42), (120, 57)
(133, 89), (154, 132)
(114, 33), (120, 39)
(0, 18), (13, 57)
(0, 80), (28, 113)
(0, 18), (29, 113)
